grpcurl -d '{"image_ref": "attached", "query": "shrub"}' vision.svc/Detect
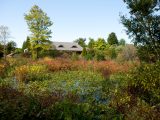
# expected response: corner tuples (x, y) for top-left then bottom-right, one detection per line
(0, 64), (6, 78)
(108, 46), (117, 59)
(109, 62), (160, 119)
(119, 44), (137, 61)
(0, 75), (124, 120)
(14, 65), (28, 82)
(38, 50), (58, 58)
(71, 52), (79, 61)
(7, 57), (33, 67)
(81, 47), (87, 57)
(49, 101), (123, 120)
(14, 65), (49, 82)
(128, 62), (160, 106)
(0, 60), (10, 78)
(39, 58), (73, 72)
(94, 50), (105, 61)
(0, 86), (30, 120)
(85, 49), (95, 60)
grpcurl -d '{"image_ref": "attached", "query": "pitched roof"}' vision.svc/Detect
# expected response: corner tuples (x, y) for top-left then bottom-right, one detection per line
(52, 42), (83, 51)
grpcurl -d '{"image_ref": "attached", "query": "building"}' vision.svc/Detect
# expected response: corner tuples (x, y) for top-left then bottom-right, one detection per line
(52, 42), (83, 53)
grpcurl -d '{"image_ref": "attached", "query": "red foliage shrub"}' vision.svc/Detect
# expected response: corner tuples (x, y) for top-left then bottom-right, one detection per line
(38, 58), (73, 72)
(37, 57), (138, 77)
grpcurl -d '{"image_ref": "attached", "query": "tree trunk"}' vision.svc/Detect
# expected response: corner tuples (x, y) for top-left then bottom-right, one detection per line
(3, 44), (6, 60)
(32, 49), (37, 60)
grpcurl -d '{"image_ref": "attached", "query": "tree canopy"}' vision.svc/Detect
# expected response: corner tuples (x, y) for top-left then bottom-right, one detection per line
(74, 38), (86, 48)
(22, 36), (31, 51)
(107, 32), (118, 45)
(94, 38), (106, 50)
(88, 38), (95, 49)
(119, 39), (126, 46)
(0, 25), (10, 59)
(6, 41), (17, 54)
(121, 0), (160, 62)
(24, 5), (53, 59)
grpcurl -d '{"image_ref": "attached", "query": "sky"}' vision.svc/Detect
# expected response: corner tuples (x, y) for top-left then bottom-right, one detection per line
(0, 0), (130, 48)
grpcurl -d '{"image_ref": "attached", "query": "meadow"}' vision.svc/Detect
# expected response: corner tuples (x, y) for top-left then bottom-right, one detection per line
(0, 56), (160, 120)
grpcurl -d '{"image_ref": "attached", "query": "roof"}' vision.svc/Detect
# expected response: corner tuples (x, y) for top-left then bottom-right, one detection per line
(52, 42), (83, 52)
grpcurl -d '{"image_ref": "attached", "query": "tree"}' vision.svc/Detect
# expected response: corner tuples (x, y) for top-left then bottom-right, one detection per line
(0, 43), (3, 58)
(6, 41), (17, 54)
(24, 5), (53, 59)
(94, 38), (106, 50)
(107, 32), (118, 45)
(119, 39), (126, 46)
(121, 0), (160, 62)
(22, 36), (31, 51)
(0, 25), (10, 60)
(74, 38), (86, 48)
(88, 38), (95, 49)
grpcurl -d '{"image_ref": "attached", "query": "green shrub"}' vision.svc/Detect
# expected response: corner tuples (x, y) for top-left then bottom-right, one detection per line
(108, 46), (117, 59)
(81, 47), (87, 57)
(38, 50), (58, 58)
(49, 101), (123, 120)
(0, 85), (123, 120)
(128, 62), (160, 106)
(109, 62), (160, 119)
(94, 51), (105, 61)
(15, 48), (23, 54)
(84, 49), (95, 60)
(0, 86), (30, 120)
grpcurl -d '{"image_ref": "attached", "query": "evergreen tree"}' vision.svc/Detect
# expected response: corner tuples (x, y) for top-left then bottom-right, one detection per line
(107, 32), (118, 45)
(22, 36), (31, 51)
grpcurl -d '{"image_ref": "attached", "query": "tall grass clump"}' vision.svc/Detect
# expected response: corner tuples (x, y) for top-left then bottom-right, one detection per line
(14, 64), (50, 82)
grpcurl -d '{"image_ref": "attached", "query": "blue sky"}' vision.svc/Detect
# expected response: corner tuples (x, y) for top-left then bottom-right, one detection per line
(0, 0), (130, 48)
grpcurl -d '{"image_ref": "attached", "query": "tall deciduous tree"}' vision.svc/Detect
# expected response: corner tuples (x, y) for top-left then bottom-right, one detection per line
(121, 0), (160, 62)
(0, 25), (10, 60)
(24, 5), (53, 59)
(107, 32), (118, 45)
